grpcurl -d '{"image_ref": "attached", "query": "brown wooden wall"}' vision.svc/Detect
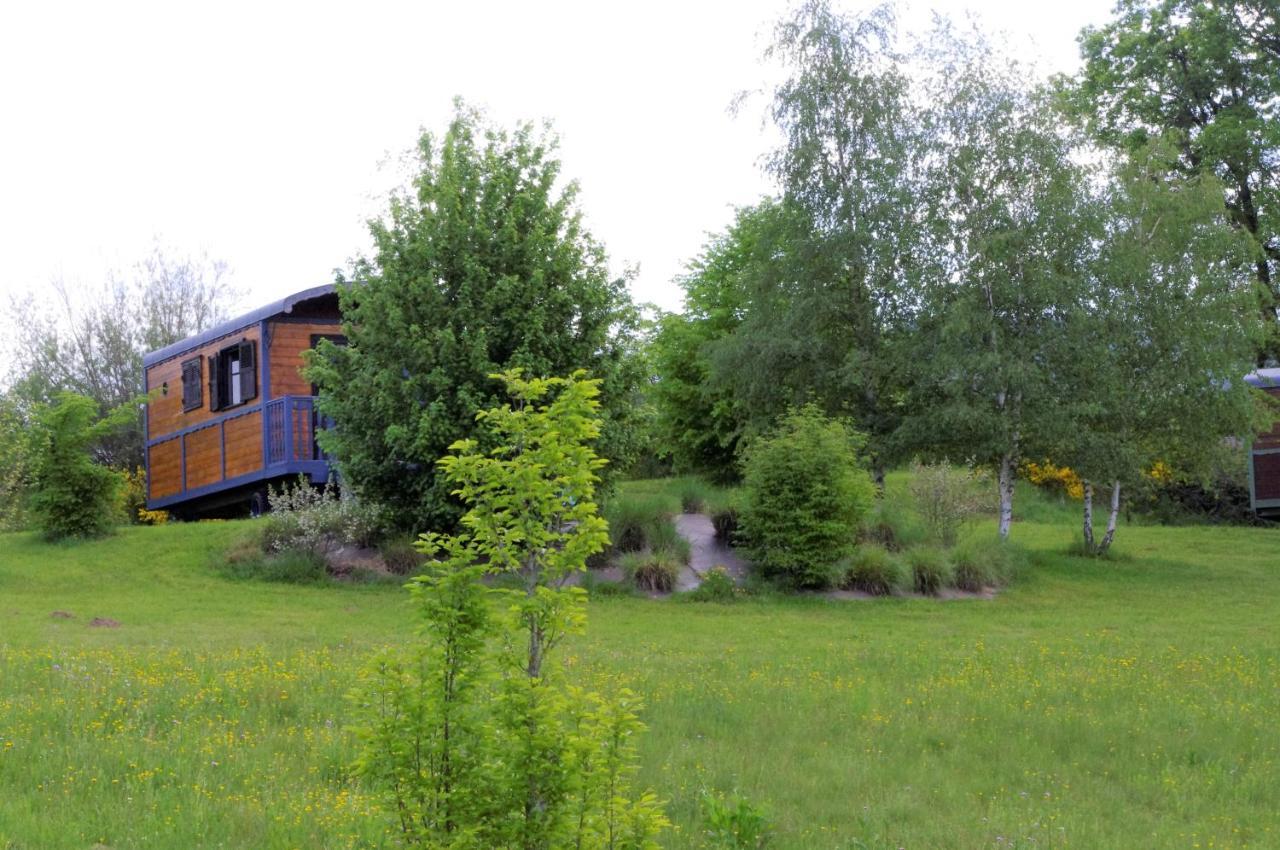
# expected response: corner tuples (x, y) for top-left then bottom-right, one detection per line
(1255, 387), (1280, 450)
(267, 319), (341, 398)
(146, 325), (262, 440)
(148, 439), (182, 500)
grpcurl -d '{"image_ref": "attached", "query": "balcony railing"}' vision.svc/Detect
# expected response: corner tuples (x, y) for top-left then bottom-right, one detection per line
(265, 395), (322, 467)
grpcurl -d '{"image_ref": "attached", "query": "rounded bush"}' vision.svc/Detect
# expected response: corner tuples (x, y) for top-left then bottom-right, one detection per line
(905, 547), (953, 595)
(842, 544), (906, 595)
(740, 405), (876, 589)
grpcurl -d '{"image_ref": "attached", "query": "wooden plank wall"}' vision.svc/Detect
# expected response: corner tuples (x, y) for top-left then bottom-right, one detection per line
(148, 439), (182, 500)
(146, 325), (262, 439)
(268, 319), (340, 398)
(1255, 387), (1280, 450)
(146, 324), (265, 503)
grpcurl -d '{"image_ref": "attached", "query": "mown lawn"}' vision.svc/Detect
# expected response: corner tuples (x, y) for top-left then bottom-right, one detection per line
(1, 486), (1278, 849)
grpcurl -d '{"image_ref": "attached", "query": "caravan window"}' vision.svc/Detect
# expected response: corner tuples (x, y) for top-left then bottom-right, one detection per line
(209, 339), (258, 411)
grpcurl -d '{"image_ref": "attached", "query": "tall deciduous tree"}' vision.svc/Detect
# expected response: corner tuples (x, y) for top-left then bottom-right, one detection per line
(712, 0), (925, 481)
(4, 247), (235, 471)
(1055, 143), (1264, 553)
(1074, 0), (1280, 359)
(307, 104), (641, 532)
(900, 35), (1099, 539)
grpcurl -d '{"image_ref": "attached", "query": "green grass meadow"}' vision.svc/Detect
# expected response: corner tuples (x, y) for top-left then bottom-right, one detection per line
(1, 480), (1279, 848)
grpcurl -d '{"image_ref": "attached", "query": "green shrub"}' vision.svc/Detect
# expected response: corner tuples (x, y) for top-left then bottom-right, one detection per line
(604, 496), (667, 552)
(701, 790), (771, 849)
(740, 405), (876, 589)
(29, 393), (133, 541)
(649, 518), (691, 563)
(905, 546), (954, 596)
(841, 545), (906, 595)
(621, 550), (682, 593)
(261, 478), (389, 559)
(908, 461), (992, 546)
(687, 566), (738, 602)
(379, 536), (424, 575)
(860, 495), (927, 552)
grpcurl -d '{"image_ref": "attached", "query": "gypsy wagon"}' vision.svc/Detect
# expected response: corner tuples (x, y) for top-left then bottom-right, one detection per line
(143, 284), (343, 518)
(1247, 368), (1280, 516)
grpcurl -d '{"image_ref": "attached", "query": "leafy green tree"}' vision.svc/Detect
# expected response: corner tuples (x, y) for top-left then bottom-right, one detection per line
(740, 404), (876, 589)
(0, 391), (36, 531)
(1054, 143), (1264, 553)
(350, 371), (666, 849)
(307, 103), (641, 532)
(899, 36), (1100, 540)
(29, 392), (137, 540)
(650, 201), (787, 480)
(4, 247), (235, 470)
(1074, 0), (1280, 358)
(729, 0), (925, 481)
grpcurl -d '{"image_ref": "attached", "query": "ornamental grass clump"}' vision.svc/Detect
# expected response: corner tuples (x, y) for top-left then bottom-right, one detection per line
(605, 496), (668, 552)
(906, 546), (954, 596)
(841, 544), (906, 595)
(740, 405), (876, 589)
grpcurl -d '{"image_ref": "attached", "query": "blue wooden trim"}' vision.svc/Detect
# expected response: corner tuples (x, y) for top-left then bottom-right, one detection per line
(143, 367), (151, 507)
(260, 319), (271, 470)
(146, 402), (262, 448)
(284, 399), (295, 464)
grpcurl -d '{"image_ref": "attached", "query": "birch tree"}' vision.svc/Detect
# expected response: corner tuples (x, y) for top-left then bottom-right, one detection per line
(1056, 142), (1264, 554)
(900, 35), (1098, 540)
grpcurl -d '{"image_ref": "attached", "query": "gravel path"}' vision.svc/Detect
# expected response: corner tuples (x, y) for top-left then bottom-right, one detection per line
(673, 513), (749, 589)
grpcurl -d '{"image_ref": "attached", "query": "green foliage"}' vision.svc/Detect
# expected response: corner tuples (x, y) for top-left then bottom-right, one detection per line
(5, 249), (235, 471)
(350, 371), (666, 847)
(306, 102), (643, 533)
(679, 479), (711, 513)
(223, 549), (328, 584)
(29, 392), (135, 541)
(1072, 0), (1279, 354)
(905, 547), (954, 596)
(710, 506), (740, 545)
(841, 544), (906, 596)
(0, 391), (36, 531)
(907, 461), (992, 547)
(605, 496), (669, 553)
(621, 551), (681, 594)
(686, 566), (739, 602)
(859, 494), (928, 552)
(700, 790), (771, 849)
(378, 536), (424, 575)
(259, 478), (388, 562)
(740, 405), (876, 589)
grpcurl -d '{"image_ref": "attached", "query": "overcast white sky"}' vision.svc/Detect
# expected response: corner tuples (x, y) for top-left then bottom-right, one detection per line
(0, 0), (1114, 318)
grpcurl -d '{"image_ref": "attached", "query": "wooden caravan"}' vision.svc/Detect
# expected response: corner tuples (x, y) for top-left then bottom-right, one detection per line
(143, 284), (342, 517)
(1247, 369), (1280, 515)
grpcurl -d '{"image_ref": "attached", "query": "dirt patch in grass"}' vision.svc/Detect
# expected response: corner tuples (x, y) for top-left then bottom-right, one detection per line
(89, 617), (121, 628)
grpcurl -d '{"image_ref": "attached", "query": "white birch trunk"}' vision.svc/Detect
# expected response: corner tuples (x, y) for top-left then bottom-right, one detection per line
(1098, 480), (1121, 553)
(1082, 480), (1094, 551)
(997, 452), (1015, 540)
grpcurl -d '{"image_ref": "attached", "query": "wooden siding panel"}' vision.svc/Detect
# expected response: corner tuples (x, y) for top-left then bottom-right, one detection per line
(224, 412), (263, 478)
(268, 319), (340, 399)
(184, 427), (222, 490)
(148, 440), (182, 499)
(146, 325), (262, 440)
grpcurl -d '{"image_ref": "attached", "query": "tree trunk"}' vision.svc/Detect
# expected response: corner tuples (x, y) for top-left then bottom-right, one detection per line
(1097, 480), (1121, 554)
(997, 452), (1015, 540)
(1082, 480), (1095, 551)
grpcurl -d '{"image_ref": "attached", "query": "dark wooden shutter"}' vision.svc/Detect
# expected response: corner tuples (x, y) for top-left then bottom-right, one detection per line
(181, 358), (202, 411)
(209, 354), (222, 411)
(238, 340), (257, 402)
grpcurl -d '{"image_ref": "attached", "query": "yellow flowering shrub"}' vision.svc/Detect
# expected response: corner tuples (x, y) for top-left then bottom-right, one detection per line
(1022, 460), (1084, 500)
